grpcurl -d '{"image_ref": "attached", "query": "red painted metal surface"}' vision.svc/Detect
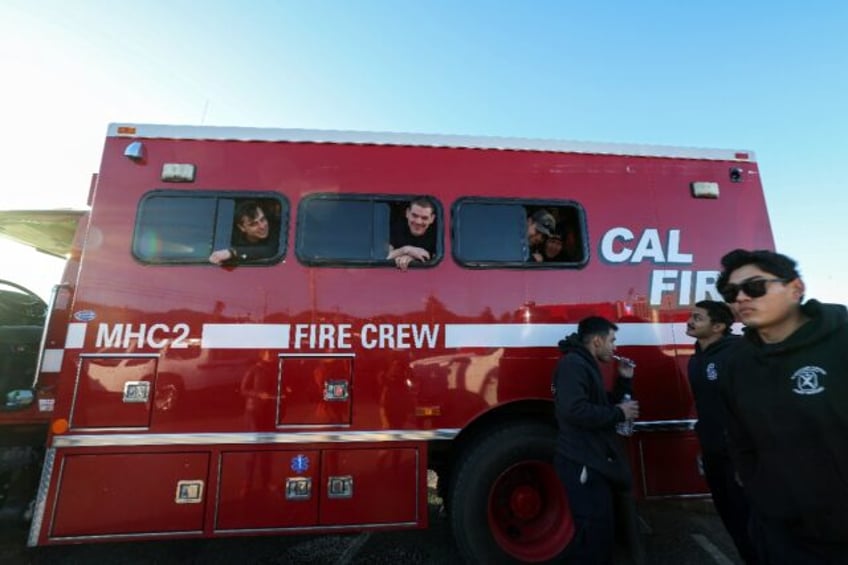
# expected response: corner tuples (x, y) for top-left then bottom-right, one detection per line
(279, 357), (352, 426)
(639, 433), (707, 496)
(217, 449), (320, 529)
(319, 447), (421, 525)
(50, 452), (209, 538)
(7, 127), (775, 549)
(71, 357), (156, 429)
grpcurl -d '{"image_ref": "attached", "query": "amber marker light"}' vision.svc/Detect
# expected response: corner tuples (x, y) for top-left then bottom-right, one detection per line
(51, 418), (69, 435)
(415, 406), (441, 417)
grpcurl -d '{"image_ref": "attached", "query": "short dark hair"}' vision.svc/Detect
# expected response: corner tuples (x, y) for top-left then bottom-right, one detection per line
(716, 249), (800, 294)
(408, 196), (435, 214)
(235, 200), (264, 225)
(695, 300), (734, 335)
(577, 316), (618, 344)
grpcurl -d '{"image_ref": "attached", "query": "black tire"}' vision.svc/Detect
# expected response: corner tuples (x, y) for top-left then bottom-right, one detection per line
(449, 421), (574, 564)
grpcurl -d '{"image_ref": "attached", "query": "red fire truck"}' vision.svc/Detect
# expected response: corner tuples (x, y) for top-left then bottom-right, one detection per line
(0, 123), (772, 563)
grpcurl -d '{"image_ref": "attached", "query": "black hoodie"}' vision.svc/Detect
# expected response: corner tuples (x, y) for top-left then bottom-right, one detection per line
(551, 334), (633, 489)
(719, 300), (848, 543)
(688, 334), (740, 455)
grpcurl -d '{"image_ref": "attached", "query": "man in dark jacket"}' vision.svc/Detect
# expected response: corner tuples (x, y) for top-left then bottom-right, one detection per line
(387, 197), (437, 271)
(552, 316), (639, 564)
(717, 249), (848, 564)
(686, 300), (756, 564)
(208, 200), (280, 264)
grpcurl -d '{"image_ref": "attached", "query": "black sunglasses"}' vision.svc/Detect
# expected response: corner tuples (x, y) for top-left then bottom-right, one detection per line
(720, 278), (787, 303)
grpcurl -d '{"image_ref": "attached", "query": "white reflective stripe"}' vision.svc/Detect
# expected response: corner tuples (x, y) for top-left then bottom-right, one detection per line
(445, 324), (577, 348)
(617, 322), (684, 346)
(65, 323), (87, 348)
(444, 322), (688, 348)
(40, 349), (64, 372)
(201, 323), (291, 349)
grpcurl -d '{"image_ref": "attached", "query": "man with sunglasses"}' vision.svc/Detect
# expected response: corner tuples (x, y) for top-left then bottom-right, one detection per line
(716, 249), (848, 564)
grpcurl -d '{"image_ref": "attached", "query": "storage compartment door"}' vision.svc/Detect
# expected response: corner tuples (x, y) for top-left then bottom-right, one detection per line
(70, 356), (157, 429)
(278, 356), (352, 426)
(216, 450), (320, 530)
(320, 447), (421, 525)
(639, 432), (709, 496)
(50, 452), (209, 538)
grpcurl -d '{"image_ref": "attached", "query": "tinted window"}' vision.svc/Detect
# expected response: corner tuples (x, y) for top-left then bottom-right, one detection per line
(452, 197), (587, 268)
(296, 194), (441, 267)
(453, 202), (527, 263)
(299, 198), (389, 261)
(133, 191), (287, 264)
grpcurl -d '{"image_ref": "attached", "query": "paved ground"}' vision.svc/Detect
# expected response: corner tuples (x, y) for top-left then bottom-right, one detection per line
(0, 498), (743, 564)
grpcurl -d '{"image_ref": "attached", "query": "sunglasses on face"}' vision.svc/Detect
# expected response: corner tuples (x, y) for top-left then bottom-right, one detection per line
(720, 278), (787, 303)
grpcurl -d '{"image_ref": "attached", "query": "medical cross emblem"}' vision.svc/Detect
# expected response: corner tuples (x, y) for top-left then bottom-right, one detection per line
(291, 454), (310, 473)
(791, 366), (826, 395)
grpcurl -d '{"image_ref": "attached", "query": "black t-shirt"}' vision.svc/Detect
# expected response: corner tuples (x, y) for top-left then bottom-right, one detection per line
(230, 223), (280, 262)
(390, 221), (436, 256)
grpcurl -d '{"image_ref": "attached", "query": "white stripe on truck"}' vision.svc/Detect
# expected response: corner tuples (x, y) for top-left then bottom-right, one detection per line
(445, 322), (688, 348)
(201, 323), (291, 349)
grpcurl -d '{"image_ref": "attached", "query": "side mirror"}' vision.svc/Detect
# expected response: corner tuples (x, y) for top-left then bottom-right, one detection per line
(5, 389), (35, 409)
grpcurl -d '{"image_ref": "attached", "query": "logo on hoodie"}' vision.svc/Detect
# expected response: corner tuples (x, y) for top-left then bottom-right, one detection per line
(706, 362), (718, 381)
(791, 366), (826, 395)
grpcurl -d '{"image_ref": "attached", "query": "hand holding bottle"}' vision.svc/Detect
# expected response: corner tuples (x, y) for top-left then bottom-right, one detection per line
(617, 397), (640, 420)
(616, 393), (639, 436)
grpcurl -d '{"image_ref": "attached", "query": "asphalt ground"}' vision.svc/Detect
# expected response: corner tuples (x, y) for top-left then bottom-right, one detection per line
(0, 497), (744, 565)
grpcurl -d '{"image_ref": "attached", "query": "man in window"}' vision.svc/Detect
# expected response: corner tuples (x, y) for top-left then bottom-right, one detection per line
(387, 197), (436, 271)
(527, 209), (556, 262)
(208, 200), (279, 265)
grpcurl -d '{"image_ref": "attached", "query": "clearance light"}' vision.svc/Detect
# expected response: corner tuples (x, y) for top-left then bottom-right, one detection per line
(415, 406), (442, 417)
(51, 418), (69, 435)
(161, 163), (196, 183)
(124, 141), (145, 162)
(690, 182), (719, 199)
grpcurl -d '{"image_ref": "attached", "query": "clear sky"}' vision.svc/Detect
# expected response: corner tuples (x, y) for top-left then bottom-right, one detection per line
(1, 0), (845, 303)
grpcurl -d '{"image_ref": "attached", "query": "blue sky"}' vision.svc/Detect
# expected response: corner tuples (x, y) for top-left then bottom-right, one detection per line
(1, 0), (845, 302)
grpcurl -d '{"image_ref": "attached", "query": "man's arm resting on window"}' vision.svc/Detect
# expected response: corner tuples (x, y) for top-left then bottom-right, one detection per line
(387, 245), (431, 261)
(231, 243), (278, 261)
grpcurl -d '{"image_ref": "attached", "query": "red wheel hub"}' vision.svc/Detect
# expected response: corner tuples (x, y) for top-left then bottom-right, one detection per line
(509, 484), (542, 520)
(487, 460), (575, 562)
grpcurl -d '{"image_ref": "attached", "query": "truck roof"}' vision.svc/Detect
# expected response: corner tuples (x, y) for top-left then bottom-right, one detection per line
(108, 123), (755, 162)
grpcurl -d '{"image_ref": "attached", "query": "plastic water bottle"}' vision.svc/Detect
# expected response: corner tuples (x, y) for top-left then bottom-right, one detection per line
(616, 393), (635, 437)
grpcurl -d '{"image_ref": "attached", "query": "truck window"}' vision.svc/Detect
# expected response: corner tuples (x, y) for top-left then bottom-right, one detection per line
(132, 191), (287, 264)
(296, 194), (442, 267)
(452, 197), (587, 268)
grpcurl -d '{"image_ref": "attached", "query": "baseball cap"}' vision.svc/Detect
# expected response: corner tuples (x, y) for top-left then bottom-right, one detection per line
(531, 210), (556, 237)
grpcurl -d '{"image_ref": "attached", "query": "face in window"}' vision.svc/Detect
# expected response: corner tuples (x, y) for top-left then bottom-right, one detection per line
(237, 208), (269, 243)
(544, 235), (563, 259)
(527, 223), (545, 247)
(406, 204), (435, 237)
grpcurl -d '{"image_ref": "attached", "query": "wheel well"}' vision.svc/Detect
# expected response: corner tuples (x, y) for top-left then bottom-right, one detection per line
(428, 398), (555, 497)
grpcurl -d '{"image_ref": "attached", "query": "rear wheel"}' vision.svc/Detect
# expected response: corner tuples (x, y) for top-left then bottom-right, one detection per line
(449, 421), (574, 564)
